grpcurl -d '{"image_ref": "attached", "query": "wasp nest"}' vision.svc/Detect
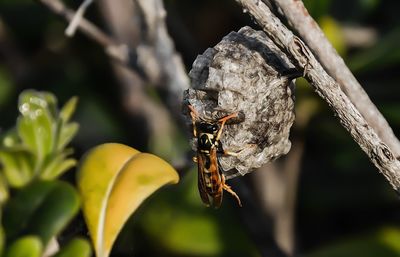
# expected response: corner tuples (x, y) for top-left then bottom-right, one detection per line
(183, 26), (297, 179)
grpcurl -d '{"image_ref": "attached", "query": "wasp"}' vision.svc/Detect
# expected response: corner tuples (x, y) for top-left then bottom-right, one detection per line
(188, 105), (242, 208)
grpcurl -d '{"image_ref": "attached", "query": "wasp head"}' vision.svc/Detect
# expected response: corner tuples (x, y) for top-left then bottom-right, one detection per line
(196, 122), (220, 152)
(198, 122), (219, 135)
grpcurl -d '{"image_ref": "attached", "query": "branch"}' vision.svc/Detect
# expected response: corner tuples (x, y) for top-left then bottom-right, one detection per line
(65, 0), (94, 37)
(135, 0), (190, 114)
(37, 0), (189, 125)
(37, 0), (133, 67)
(96, 0), (189, 169)
(266, 0), (400, 158)
(253, 138), (304, 255)
(235, 0), (400, 192)
(233, 181), (289, 257)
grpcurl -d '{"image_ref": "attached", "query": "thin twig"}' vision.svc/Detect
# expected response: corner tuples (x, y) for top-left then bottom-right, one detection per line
(235, 0), (400, 192)
(37, 0), (189, 125)
(267, 0), (400, 157)
(65, 0), (94, 37)
(135, 0), (190, 110)
(97, 0), (186, 170)
(37, 0), (138, 71)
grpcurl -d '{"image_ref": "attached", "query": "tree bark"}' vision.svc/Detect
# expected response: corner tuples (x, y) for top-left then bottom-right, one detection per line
(235, 0), (400, 192)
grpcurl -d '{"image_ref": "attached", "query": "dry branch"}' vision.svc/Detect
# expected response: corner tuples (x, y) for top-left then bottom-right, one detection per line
(134, 0), (190, 112)
(235, 0), (400, 191)
(65, 0), (94, 37)
(267, 0), (400, 157)
(37, 0), (189, 125)
(37, 0), (132, 66)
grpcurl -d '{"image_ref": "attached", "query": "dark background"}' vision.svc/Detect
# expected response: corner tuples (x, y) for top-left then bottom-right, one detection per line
(1, 0), (400, 256)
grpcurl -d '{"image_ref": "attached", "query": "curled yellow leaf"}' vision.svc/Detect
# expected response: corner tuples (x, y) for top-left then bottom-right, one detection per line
(77, 143), (179, 257)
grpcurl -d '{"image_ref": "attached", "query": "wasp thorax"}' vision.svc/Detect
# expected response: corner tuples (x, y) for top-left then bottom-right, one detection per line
(198, 133), (216, 151)
(183, 26), (296, 179)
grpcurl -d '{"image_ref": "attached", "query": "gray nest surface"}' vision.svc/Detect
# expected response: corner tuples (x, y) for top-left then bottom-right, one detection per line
(183, 26), (297, 179)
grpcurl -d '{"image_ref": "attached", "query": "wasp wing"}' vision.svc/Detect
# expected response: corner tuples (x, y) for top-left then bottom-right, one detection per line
(197, 153), (211, 206)
(208, 148), (223, 208)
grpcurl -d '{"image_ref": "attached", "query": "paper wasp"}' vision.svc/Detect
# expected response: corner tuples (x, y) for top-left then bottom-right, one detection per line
(188, 105), (242, 208)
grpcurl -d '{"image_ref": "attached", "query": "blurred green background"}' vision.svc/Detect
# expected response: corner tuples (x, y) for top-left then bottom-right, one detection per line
(1, 0), (400, 256)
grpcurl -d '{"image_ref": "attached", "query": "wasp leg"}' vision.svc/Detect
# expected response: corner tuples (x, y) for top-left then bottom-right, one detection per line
(188, 105), (199, 137)
(223, 150), (239, 156)
(216, 112), (239, 141)
(221, 174), (242, 207)
(211, 190), (223, 209)
(221, 144), (258, 157)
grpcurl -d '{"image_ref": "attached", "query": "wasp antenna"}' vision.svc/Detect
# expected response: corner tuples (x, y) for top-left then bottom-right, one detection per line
(188, 104), (199, 118)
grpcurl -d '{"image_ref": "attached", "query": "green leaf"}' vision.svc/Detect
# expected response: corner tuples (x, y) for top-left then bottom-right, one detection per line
(306, 227), (400, 257)
(14, 90), (79, 180)
(49, 158), (76, 179)
(24, 182), (80, 245)
(0, 226), (5, 256)
(1, 129), (20, 148)
(17, 91), (55, 163)
(41, 148), (76, 180)
(53, 238), (92, 257)
(77, 143), (179, 257)
(18, 90), (57, 118)
(0, 174), (9, 203)
(5, 236), (42, 257)
(57, 122), (79, 151)
(41, 157), (76, 180)
(59, 97), (78, 124)
(3, 181), (80, 244)
(137, 170), (258, 257)
(0, 148), (33, 187)
(16, 117), (38, 158)
(3, 181), (56, 239)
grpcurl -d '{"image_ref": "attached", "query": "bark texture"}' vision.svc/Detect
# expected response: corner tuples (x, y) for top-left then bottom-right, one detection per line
(235, 0), (400, 192)
(268, 0), (400, 157)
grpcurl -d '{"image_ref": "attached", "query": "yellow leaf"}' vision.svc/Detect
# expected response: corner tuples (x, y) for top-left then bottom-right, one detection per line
(77, 143), (139, 256)
(77, 143), (179, 257)
(319, 16), (347, 56)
